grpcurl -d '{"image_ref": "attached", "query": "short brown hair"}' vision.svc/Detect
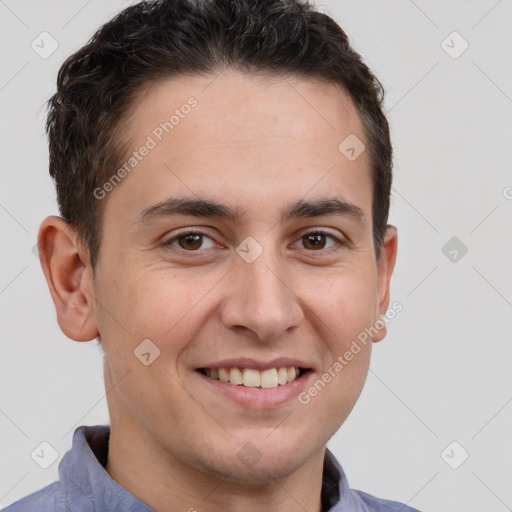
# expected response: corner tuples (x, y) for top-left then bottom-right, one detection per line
(47, 0), (392, 271)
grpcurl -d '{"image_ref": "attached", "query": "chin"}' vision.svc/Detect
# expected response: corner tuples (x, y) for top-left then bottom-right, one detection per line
(214, 457), (305, 485)
(193, 440), (314, 485)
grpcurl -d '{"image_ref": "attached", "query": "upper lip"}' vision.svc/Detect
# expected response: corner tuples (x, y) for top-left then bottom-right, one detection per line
(196, 357), (314, 372)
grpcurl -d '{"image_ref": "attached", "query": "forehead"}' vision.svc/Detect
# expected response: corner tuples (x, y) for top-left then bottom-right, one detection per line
(109, 70), (372, 225)
(127, 70), (364, 150)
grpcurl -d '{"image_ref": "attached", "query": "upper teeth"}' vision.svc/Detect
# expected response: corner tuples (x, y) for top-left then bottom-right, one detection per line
(205, 367), (300, 388)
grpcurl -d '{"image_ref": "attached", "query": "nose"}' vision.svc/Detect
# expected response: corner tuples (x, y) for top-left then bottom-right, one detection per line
(219, 246), (304, 342)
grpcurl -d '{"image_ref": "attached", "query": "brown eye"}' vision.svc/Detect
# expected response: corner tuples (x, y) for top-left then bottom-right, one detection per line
(299, 232), (338, 251)
(164, 231), (217, 251)
(302, 232), (327, 250)
(178, 233), (203, 250)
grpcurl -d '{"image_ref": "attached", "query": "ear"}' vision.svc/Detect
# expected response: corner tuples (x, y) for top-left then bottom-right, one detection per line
(37, 216), (99, 342)
(372, 225), (398, 343)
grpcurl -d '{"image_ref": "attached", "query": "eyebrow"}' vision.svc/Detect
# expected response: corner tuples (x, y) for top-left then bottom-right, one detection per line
(135, 196), (365, 226)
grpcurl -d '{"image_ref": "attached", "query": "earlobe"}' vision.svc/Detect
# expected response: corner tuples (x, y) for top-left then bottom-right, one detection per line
(372, 225), (398, 343)
(37, 216), (99, 342)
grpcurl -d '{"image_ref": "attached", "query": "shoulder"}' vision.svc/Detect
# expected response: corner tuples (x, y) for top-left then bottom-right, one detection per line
(352, 489), (422, 512)
(2, 482), (62, 512)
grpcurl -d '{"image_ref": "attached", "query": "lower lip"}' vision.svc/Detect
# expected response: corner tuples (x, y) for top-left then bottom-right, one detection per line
(195, 370), (313, 409)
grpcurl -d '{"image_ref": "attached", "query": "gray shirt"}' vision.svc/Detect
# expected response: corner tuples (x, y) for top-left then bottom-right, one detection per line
(3, 425), (420, 511)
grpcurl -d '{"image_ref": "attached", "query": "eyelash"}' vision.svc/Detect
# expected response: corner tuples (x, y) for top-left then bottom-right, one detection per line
(163, 229), (347, 254)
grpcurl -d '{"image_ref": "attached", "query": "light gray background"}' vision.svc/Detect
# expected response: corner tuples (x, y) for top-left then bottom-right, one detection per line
(1, 1), (511, 511)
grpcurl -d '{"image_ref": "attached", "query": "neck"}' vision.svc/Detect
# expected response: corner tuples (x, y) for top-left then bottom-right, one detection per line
(104, 419), (326, 512)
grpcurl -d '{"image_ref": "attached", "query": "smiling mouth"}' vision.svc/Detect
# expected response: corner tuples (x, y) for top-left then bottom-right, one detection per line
(196, 367), (311, 388)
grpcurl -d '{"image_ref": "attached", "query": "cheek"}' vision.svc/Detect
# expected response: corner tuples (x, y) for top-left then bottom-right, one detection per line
(303, 277), (375, 425)
(302, 266), (376, 406)
(108, 268), (215, 357)
(306, 266), (378, 340)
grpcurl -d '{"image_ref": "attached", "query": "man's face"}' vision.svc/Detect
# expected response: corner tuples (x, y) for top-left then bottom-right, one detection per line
(90, 71), (395, 482)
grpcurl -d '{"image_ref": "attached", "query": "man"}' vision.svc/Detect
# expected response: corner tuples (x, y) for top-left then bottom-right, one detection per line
(4, 0), (418, 510)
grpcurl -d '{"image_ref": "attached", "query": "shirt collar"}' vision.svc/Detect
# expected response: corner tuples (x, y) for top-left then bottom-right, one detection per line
(59, 425), (153, 511)
(322, 446), (373, 511)
(60, 425), (367, 511)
